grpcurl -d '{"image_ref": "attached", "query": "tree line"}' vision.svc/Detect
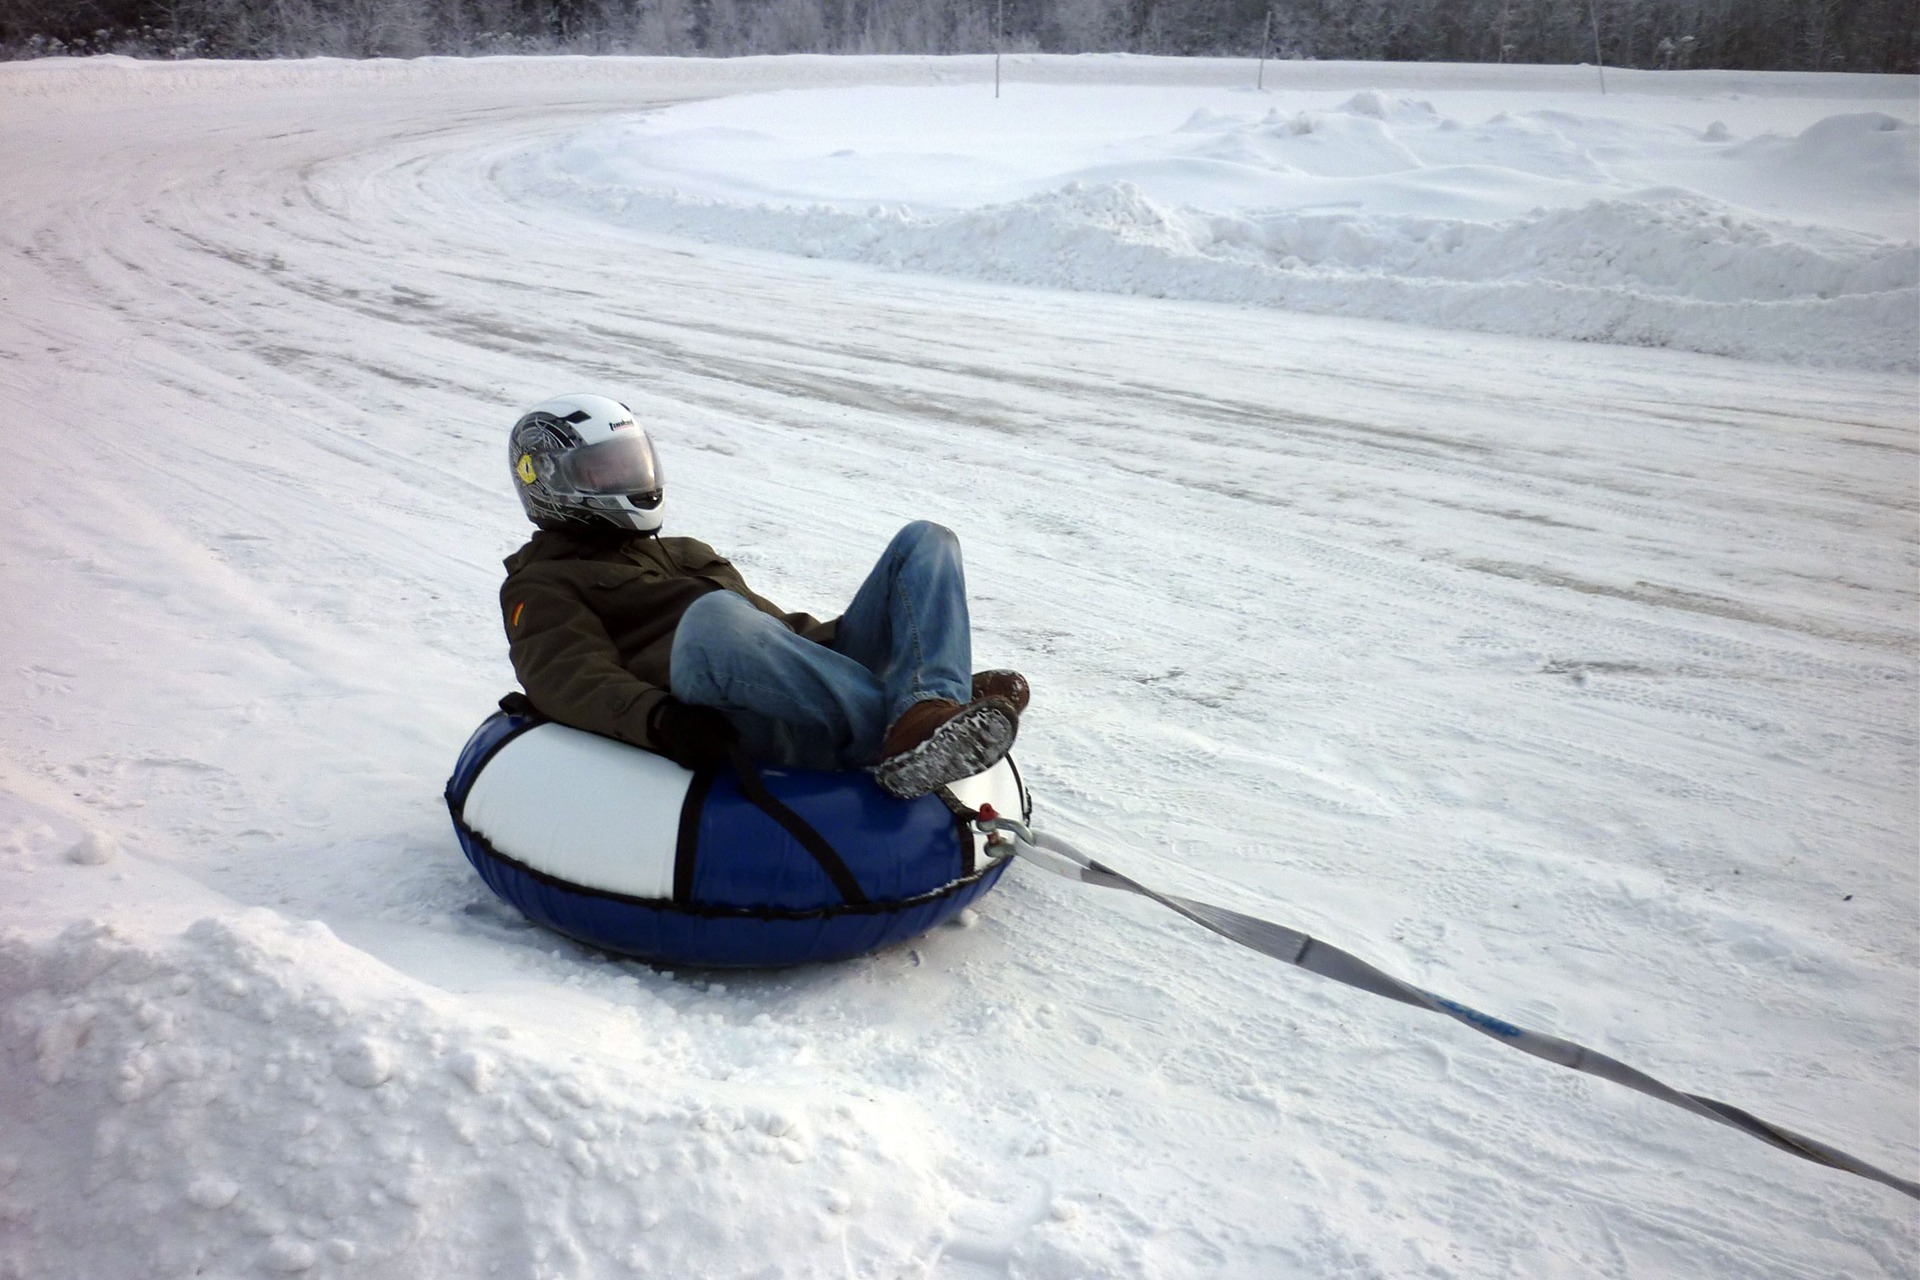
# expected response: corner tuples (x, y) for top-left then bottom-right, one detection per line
(2, 0), (1912, 72)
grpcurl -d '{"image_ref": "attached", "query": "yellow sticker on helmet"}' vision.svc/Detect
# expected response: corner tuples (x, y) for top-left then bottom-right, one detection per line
(515, 454), (536, 485)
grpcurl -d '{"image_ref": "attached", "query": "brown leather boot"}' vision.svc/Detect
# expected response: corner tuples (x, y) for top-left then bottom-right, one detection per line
(874, 696), (1019, 799)
(880, 698), (963, 760)
(970, 670), (1030, 716)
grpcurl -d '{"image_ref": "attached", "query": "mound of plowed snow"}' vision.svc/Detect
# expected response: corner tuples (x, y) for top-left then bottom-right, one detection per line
(514, 84), (1918, 369)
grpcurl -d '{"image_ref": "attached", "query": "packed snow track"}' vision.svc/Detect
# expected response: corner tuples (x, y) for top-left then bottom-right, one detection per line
(1, 55), (1915, 1279)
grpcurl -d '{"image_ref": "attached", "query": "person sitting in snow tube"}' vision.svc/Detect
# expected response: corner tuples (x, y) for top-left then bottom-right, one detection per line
(498, 392), (1028, 794)
(451, 393), (1031, 967)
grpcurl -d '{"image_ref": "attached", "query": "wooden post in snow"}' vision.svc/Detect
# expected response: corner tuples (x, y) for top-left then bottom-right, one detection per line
(1589, 0), (1608, 94)
(1257, 9), (1272, 91)
(995, 0), (1004, 99)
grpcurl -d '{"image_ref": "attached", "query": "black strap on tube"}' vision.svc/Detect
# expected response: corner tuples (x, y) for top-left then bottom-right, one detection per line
(728, 745), (869, 905)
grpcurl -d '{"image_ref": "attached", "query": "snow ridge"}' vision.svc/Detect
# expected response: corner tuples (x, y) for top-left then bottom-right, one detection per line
(513, 90), (1918, 370)
(530, 175), (1916, 370)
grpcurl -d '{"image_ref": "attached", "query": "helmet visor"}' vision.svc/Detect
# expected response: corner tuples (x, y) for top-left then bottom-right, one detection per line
(544, 430), (663, 498)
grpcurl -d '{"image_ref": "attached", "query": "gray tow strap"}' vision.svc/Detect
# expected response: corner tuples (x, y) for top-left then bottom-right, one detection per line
(973, 811), (1919, 1201)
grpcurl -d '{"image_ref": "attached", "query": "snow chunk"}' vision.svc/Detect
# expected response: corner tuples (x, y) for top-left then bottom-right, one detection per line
(1339, 90), (1388, 118)
(331, 1037), (392, 1089)
(65, 830), (116, 866)
(33, 1003), (97, 1084)
(263, 1237), (317, 1272)
(447, 1048), (495, 1094)
(185, 1175), (240, 1210)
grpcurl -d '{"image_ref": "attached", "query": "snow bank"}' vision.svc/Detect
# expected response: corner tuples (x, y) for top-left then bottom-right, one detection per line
(515, 86), (1918, 369)
(535, 177), (1915, 370)
(0, 903), (953, 1277)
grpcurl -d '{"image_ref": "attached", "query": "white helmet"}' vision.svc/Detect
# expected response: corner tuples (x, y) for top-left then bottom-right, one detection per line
(509, 394), (665, 533)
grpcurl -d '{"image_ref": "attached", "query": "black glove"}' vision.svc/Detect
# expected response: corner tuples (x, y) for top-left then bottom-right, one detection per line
(647, 698), (741, 772)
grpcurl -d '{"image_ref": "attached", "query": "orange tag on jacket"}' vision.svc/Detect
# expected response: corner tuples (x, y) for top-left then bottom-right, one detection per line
(510, 601), (526, 627)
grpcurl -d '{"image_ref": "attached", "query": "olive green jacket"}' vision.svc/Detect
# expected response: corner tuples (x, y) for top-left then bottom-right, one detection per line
(500, 529), (834, 751)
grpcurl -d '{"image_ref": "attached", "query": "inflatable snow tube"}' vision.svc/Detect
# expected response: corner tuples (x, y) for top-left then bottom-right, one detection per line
(445, 706), (1028, 968)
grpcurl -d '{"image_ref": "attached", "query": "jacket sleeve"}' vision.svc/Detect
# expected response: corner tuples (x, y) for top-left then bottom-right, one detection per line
(502, 573), (668, 749)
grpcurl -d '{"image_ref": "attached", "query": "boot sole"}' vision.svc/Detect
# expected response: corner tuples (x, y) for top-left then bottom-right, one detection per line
(873, 698), (1019, 799)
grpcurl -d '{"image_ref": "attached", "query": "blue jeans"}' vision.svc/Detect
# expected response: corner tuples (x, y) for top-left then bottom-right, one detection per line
(669, 521), (973, 770)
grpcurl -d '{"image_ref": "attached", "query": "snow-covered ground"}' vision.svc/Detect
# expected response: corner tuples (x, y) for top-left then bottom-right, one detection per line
(0, 53), (1915, 1279)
